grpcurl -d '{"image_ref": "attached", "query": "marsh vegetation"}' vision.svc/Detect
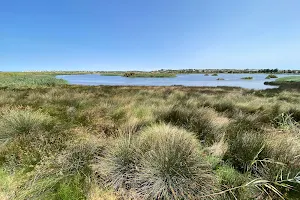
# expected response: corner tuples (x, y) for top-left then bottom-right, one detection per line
(241, 76), (253, 80)
(102, 72), (177, 78)
(0, 73), (299, 199)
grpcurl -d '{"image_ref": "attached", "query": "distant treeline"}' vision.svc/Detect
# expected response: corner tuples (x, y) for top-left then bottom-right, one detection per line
(1, 68), (299, 75)
(156, 68), (300, 74)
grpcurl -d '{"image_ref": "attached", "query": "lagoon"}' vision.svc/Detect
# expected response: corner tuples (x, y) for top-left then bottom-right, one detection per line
(56, 73), (297, 89)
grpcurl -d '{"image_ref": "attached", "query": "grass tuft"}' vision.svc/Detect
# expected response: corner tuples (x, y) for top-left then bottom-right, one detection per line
(135, 124), (217, 199)
(0, 109), (53, 144)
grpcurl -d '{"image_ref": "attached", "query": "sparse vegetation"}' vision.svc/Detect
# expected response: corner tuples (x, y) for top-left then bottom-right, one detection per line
(0, 72), (299, 199)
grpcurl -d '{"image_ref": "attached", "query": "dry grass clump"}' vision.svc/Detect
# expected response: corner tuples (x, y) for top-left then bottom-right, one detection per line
(157, 105), (219, 143)
(96, 133), (139, 191)
(258, 131), (300, 197)
(225, 131), (265, 173)
(17, 130), (103, 199)
(88, 184), (118, 200)
(206, 135), (228, 158)
(0, 109), (53, 142)
(97, 124), (218, 199)
(0, 109), (59, 172)
(134, 124), (217, 199)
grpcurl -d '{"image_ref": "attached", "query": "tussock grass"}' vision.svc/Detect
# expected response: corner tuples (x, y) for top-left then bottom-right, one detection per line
(0, 109), (53, 141)
(157, 105), (219, 143)
(17, 130), (103, 199)
(96, 134), (139, 190)
(134, 124), (217, 199)
(98, 124), (218, 199)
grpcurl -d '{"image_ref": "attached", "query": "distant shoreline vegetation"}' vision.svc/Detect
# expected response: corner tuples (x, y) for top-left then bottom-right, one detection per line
(265, 76), (300, 85)
(2, 68), (299, 75)
(0, 74), (67, 88)
(156, 68), (300, 74)
(101, 72), (176, 78)
(265, 74), (278, 79)
(264, 76), (300, 89)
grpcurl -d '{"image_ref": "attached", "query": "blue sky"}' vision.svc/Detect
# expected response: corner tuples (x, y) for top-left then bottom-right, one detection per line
(1, 0), (300, 71)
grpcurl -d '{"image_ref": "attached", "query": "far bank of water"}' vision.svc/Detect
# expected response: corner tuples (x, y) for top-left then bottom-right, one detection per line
(56, 73), (298, 90)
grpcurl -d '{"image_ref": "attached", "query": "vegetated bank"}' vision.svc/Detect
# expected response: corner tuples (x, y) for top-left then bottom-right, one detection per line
(265, 76), (300, 89)
(0, 73), (67, 88)
(0, 73), (299, 199)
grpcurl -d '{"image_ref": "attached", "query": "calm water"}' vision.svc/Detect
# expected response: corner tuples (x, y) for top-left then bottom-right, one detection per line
(56, 74), (295, 90)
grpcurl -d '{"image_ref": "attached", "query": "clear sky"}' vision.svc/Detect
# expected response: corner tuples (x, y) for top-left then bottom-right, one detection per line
(1, 0), (300, 71)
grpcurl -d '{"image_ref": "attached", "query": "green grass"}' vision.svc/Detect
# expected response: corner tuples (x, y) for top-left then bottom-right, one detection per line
(0, 74), (67, 88)
(0, 73), (299, 199)
(275, 76), (300, 82)
(265, 76), (300, 87)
